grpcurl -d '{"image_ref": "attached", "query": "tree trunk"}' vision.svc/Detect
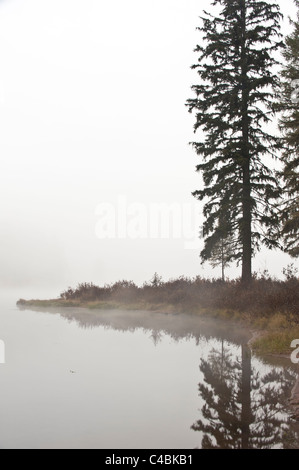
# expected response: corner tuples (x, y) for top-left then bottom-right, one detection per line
(242, 160), (252, 283)
(240, 0), (252, 284)
(221, 239), (225, 281)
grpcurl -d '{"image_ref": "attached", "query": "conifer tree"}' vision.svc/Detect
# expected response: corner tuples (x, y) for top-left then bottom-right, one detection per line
(186, 0), (283, 282)
(277, 0), (299, 257)
(201, 219), (236, 280)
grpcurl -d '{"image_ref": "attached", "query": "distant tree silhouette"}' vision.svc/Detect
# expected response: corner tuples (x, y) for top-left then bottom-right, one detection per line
(202, 220), (236, 280)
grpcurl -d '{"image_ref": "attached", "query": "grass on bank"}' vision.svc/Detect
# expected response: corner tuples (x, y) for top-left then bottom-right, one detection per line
(17, 269), (299, 356)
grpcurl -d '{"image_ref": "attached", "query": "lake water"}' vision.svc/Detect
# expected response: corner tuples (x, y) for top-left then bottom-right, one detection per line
(0, 293), (298, 449)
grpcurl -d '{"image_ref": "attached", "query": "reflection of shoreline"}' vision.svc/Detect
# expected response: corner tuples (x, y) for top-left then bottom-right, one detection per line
(18, 304), (299, 423)
(16, 298), (299, 360)
(17, 304), (251, 346)
(289, 375), (299, 421)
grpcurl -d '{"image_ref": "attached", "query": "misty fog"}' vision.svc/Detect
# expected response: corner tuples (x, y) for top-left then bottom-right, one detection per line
(0, 0), (297, 297)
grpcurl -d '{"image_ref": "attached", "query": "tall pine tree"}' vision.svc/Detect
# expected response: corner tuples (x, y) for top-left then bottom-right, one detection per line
(277, 0), (299, 257)
(186, 0), (283, 282)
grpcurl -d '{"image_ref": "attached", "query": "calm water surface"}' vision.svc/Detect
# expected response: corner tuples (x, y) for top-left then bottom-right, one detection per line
(0, 293), (298, 449)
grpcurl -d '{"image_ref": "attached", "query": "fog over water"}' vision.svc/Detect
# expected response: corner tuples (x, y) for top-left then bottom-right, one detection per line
(0, 296), (297, 449)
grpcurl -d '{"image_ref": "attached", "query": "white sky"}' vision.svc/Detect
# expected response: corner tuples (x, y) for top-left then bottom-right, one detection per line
(0, 0), (297, 296)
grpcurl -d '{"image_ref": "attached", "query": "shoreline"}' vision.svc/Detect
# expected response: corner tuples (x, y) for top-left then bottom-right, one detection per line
(16, 297), (299, 355)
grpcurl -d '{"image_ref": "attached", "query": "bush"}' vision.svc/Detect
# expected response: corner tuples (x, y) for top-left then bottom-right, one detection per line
(58, 271), (299, 320)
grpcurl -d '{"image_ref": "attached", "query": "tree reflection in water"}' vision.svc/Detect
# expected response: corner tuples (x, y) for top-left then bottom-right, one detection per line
(192, 342), (299, 449)
(18, 304), (299, 448)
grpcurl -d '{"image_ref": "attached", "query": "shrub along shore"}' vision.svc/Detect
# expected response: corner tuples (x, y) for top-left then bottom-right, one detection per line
(17, 271), (299, 356)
